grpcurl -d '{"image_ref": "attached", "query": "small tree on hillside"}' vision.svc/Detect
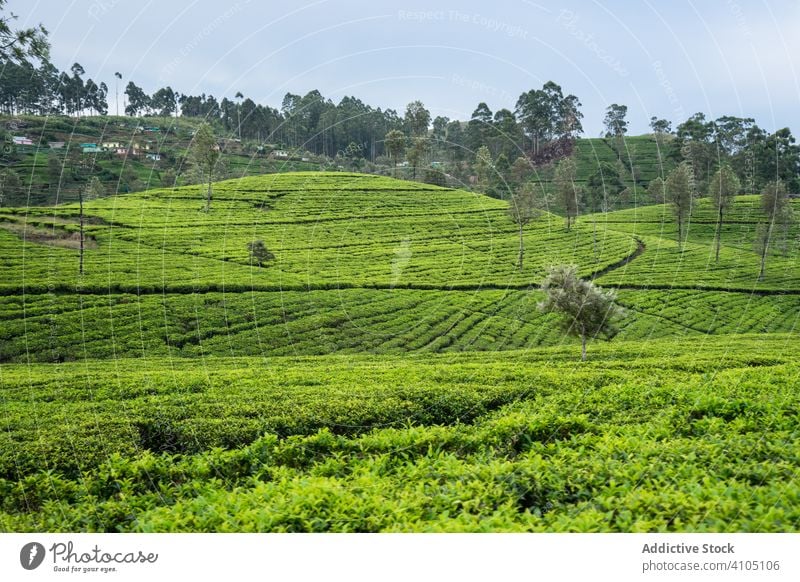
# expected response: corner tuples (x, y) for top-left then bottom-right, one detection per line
(707, 164), (741, 262)
(647, 176), (666, 204)
(666, 163), (694, 250)
(508, 182), (546, 271)
(538, 264), (625, 361)
(85, 176), (105, 200)
(755, 180), (792, 280)
(604, 103), (629, 157)
(384, 129), (406, 178)
(553, 157), (580, 230)
(189, 123), (220, 212)
(247, 240), (275, 267)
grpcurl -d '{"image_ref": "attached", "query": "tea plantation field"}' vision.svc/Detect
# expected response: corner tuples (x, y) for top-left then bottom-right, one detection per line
(1, 336), (798, 532)
(0, 172), (798, 531)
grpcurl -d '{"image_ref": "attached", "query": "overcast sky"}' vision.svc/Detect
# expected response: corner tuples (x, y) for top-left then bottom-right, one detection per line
(8, 0), (800, 135)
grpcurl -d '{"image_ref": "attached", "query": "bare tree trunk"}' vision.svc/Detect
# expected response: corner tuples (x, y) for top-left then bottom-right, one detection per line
(714, 203), (723, 262)
(517, 223), (524, 271)
(79, 187), (84, 275)
(581, 333), (587, 361)
(205, 175), (212, 212)
(758, 222), (772, 281)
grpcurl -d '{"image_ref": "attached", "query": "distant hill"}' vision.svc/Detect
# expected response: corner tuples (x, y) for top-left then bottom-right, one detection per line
(0, 114), (322, 206)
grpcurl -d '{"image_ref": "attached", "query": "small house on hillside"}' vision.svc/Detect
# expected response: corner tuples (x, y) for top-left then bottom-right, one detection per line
(12, 136), (33, 146)
(49, 142), (65, 149)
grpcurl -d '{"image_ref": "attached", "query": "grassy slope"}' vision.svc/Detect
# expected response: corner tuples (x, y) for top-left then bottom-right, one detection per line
(532, 136), (675, 201)
(0, 171), (798, 532)
(1, 173), (798, 362)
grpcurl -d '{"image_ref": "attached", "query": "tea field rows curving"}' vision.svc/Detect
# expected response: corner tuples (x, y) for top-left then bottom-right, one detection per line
(0, 171), (798, 532)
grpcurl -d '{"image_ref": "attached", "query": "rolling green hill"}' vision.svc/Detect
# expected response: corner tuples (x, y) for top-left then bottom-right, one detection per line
(0, 171), (798, 532)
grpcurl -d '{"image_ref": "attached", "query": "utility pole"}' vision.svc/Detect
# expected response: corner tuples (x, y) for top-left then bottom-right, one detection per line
(114, 72), (122, 116)
(235, 91), (243, 140)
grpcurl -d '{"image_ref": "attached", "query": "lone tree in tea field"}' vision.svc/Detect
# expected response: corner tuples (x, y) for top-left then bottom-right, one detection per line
(707, 163), (740, 262)
(755, 180), (792, 280)
(539, 264), (625, 361)
(666, 162), (694, 250)
(189, 123), (220, 212)
(553, 156), (580, 230)
(508, 183), (546, 270)
(247, 240), (275, 267)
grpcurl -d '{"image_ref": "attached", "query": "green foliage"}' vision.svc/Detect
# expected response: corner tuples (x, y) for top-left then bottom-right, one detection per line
(553, 157), (579, 228)
(422, 167), (447, 187)
(647, 176), (666, 204)
(404, 101), (430, 137)
(0, 0), (49, 64)
(406, 137), (430, 180)
(538, 264), (624, 360)
(604, 103), (628, 138)
(474, 145), (492, 188)
(1, 170), (800, 533)
(384, 129), (406, 176)
(756, 180), (793, 279)
(247, 239), (274, 267)
(708, 164), (741, 262)
(666, 162), (694, 249)
(585, 162), (624, 212)
(189, 123), (220, 211)
(1, 336), (798, 532)
(84, 175), (104, 200)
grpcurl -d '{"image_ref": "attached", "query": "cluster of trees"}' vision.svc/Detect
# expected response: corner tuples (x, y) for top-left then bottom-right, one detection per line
(0, 60), (109, 116)
(663, 113), (800, 195)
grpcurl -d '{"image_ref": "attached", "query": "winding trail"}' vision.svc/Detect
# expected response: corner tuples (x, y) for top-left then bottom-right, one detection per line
(588, 238), (646, 280)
